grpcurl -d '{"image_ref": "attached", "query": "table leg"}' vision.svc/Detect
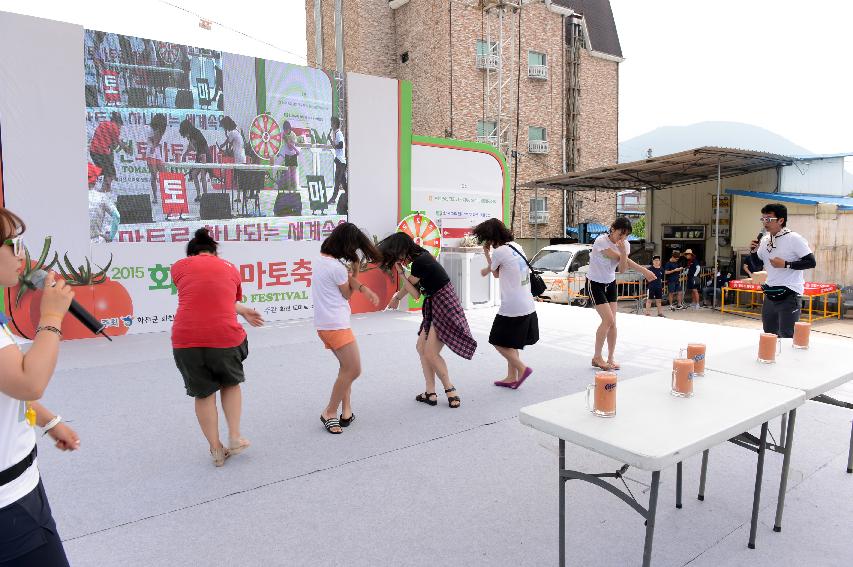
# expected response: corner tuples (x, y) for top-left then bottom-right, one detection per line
(780, 413), (788, 448)
(559, 439), (566, 567)
(642, 471), (661, 567)
(676, 461), (683, 509)
(848, 420), (853, 474)
(698, 449), (709, 501)
(748, 422), (769, 549)
(774, 409), (797, 532)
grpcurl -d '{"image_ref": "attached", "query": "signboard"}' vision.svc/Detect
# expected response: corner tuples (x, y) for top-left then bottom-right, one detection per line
(712, 195), (731, 238)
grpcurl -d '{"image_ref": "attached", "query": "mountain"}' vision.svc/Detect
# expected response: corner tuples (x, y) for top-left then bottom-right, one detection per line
(618, 121), (815, 163)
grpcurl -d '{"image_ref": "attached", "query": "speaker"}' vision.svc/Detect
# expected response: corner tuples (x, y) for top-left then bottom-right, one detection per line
(175, 89), (194, 109)
(116, 194), (153, 224)
(273, 192), (302, 217)
(199, 193), (232, 220)
(127, 87), (147, 108)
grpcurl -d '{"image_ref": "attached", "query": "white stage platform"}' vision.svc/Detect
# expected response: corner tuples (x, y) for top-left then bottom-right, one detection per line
(33, 303), (853, 566)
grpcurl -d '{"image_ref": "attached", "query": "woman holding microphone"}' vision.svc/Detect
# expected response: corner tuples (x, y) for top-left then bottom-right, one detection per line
(0, 207), (79, 566)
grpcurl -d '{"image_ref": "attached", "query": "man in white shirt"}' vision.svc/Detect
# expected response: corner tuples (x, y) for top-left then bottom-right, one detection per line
(749, 203), (816, 338)
(326, 116), (347, 213)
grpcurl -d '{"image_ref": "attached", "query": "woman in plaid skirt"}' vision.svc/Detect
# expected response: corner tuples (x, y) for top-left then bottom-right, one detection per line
(380, 233), (476, 408)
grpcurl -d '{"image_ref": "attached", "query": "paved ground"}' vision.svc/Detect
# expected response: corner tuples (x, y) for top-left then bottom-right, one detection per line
(32, 302), (853, 566)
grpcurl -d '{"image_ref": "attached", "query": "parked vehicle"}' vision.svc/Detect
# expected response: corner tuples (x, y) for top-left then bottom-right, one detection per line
(530, 244), (593, 306)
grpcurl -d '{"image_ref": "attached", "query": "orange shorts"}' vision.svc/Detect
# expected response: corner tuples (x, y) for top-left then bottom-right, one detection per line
(317, 329), (356, 350)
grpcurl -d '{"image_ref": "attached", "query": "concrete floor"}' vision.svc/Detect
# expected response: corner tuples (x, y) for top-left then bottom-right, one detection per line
(33, 302), (853, 566)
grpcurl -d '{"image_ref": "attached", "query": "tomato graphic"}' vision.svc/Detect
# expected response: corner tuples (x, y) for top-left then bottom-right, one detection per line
(349, 264), (396, 315)
(26, 278), (133, 340)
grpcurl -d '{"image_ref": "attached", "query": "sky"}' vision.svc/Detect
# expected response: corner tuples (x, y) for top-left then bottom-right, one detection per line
(2, 0), (851, 154)
(610, 0), (853, 153)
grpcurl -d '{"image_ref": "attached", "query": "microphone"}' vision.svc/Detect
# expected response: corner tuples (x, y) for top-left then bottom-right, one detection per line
(26, 270), (112, 341)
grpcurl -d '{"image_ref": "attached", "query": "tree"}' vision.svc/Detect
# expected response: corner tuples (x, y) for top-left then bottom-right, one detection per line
(632, 216), (646, 238)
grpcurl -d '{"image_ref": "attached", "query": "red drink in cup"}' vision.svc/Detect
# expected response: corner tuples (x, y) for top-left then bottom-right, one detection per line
(671, 358), (695, 398)
(586, 371), (617, 417)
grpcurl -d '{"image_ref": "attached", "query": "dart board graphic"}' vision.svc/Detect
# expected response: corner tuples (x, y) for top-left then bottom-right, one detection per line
(397, 213), (441, 258)
(249, 114), (283, 160)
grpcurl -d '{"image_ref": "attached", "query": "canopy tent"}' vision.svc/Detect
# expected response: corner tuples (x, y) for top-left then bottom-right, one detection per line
(527, 147), (794, 307)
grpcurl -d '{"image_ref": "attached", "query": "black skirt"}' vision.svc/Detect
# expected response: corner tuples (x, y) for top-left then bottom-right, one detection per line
(488, 312), (539, 350)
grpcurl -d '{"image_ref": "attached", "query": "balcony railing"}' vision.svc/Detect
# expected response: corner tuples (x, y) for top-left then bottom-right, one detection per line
(476, 135), (499, 147)
(529, 211), (549, 224)
(476, 54), (499, 70)
(528, 140), (549, 154)
(528, 65), (548, 79)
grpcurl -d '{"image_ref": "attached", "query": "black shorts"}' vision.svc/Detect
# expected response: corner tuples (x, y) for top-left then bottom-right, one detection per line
(488, 312), (539, 350)
(0, 481), (70, 566)
(647, 286), (663, 300)
(686, 278), (701, 290)
(587, 280), (617, 305)
(173, 338), (249, 398)
(666, 280), (680, 294)
(90, 152), (115, 178)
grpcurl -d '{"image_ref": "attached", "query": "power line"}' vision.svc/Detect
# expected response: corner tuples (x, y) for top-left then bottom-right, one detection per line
(157, 0), (315, 66)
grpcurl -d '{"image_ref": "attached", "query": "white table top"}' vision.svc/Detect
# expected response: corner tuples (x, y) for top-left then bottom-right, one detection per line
(519, 370), (804, 471)
(704, 336), (853, 399)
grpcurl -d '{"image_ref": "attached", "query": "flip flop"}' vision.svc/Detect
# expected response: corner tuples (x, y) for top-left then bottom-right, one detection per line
(510, 367), (533, 390)
(340, 413), (356, 427)
(608, 361), (621, 371)
(591, 359), (612, 371)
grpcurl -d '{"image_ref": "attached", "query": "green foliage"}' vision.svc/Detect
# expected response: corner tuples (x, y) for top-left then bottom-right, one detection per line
(632, 216), (646, 238)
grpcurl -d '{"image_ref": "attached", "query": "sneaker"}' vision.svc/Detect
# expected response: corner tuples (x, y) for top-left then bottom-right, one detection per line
(676, 304), (686, 310)
(670, 305), (677, 311)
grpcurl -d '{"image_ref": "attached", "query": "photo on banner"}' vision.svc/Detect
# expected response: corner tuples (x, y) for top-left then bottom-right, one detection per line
(84, 29), (349, 246)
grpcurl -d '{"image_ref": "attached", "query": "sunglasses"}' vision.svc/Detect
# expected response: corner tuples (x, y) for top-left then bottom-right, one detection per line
(3, 236), (24, 256)
(760, 216), (779, 223)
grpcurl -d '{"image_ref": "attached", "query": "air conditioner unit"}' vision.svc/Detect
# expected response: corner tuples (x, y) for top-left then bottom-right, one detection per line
(438, 248), (499, 310)
(528, 140), (549, 154)
(528, 65), (548, 79)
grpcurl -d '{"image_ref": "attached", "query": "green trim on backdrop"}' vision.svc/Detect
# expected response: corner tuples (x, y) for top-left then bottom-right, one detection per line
(398, 81), (413, 221)
(410, 135), (511, 225)
(255, 58), (266, 115)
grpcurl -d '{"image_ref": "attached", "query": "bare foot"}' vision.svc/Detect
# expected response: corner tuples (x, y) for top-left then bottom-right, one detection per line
(591, 358), (612, 371)
(607, 360), (621, 370)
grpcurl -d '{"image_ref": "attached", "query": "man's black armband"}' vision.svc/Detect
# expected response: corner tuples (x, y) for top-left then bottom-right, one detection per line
(787, 253), (816, 270)
(334, 141), (344, 149)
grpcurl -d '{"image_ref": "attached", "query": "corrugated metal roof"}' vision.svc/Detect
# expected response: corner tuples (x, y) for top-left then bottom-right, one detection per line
(726, 190), (853, 211)
(555, 0), (622, 58)
(528, 146), (794, 192)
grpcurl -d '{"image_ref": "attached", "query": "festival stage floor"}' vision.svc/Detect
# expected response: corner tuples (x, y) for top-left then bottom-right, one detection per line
(36, 303), (853, 566)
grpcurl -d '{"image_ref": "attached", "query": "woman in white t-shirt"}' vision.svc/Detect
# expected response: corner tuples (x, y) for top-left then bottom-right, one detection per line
(0, 207), (78, 565)
(473, 219), (539, 389)
(587, 218), (656, 371)
(314, 223), (381, 434)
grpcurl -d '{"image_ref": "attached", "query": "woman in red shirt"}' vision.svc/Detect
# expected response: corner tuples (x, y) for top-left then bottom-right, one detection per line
(171, 228), (264, 466)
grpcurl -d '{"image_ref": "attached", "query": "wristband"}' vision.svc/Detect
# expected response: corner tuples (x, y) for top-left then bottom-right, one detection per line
(42, 415), (62, 435)
(36, 325), (62, 338)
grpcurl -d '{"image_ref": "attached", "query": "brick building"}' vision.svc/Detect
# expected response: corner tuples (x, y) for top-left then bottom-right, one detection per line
(305, 0), (622, 250)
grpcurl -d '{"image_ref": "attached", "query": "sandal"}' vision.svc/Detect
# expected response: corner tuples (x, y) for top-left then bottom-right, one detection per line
(210, 446), (230, 467)
(340, 413), (356, 427)
(445, 387), (461, 408)
(227, 438), (251, 456)
(416, 392), (438, 406)
(607, 361), (621, 371)
(320, 415), (343, 434)
(591, 358), (612, 371)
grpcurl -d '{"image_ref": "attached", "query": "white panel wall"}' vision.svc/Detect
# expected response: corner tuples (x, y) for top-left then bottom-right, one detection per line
(346, 72), (399, 241)
(0, 11), (89, 258)
(780, 158), (846, 196)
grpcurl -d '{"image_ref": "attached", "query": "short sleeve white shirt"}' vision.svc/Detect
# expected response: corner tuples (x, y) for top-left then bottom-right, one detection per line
(226, 129), (246, 164)
(0, 325), (39, 509)
(587, 233), (627, 284)
(491, 243), (536, 317)
(756, 230), (812, 295)
(313, 256), (351, 330)
(334, 130), (346, 163)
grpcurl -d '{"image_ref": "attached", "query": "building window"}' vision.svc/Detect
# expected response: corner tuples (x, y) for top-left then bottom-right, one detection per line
(477, 119), (498, 146)
(528, 126), (548, 154)
(528, 50), (548, 79)
(530, 197), (548, 224)
(476, 40), (498, 70)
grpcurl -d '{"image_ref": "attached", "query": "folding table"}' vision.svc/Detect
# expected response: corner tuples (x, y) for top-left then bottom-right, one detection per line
(520, 371), (804, 567)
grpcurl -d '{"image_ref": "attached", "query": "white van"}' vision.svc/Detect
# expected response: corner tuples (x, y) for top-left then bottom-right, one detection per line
(530, 243), (593, 305)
